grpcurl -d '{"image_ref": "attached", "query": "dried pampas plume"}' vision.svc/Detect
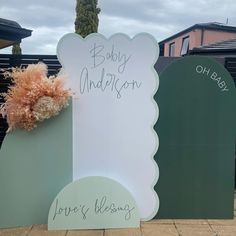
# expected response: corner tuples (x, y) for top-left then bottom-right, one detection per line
(0, 63), (71, 132)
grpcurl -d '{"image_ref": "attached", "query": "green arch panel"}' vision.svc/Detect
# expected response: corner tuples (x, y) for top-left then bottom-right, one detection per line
(154, 56), (236, 219)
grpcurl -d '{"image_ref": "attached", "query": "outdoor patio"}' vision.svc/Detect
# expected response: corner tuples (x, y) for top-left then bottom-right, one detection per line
(0, 195), (235, 236)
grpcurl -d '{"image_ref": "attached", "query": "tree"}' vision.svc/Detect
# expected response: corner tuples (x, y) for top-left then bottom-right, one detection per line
(12, 43), (22, 55)
(75, 0), (100, 38)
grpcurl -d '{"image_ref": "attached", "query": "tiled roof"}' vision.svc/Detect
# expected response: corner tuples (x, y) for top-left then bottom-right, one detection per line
(0, 18), (32, 37)
(0, 18), (21, 28)
(196, 22), (236, 31)
(190, 38), (236, 53)
(0, 18), (32, 48)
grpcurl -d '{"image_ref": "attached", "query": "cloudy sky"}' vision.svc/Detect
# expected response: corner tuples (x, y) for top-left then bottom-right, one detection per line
(1, 0), (236, 54)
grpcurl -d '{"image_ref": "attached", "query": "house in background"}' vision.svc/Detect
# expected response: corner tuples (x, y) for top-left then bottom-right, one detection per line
(189, 38), (236, 57)
(159, 22), (236, 57)
(0, 18), (32, 50)
(189, 38), (236, 85)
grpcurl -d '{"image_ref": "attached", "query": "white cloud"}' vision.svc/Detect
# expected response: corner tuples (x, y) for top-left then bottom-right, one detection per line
(99, 14), (175, 42)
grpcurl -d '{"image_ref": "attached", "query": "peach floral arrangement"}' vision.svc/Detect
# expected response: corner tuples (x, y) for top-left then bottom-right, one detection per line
(0, 63), (71, 132)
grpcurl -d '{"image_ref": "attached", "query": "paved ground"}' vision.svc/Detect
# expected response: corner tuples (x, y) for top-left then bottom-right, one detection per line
(1, 199), (236, 235)
(1, 218), (236, 236)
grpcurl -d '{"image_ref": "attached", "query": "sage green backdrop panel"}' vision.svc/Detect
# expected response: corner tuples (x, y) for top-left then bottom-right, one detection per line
(154, 56), (236, 219)
(48, 176), (140, 230)
(0, 105), (72, 228)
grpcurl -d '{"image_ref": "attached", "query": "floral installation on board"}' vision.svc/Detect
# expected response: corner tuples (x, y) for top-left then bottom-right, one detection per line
(0, 63), (71, 132)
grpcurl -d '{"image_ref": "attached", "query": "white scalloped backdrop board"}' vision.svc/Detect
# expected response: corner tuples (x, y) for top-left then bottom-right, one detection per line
(57, 33), (159, 220)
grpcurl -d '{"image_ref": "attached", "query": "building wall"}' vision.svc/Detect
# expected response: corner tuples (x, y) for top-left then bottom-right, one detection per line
(163, 29), (236, 57)
(164, 30), (201, 57)
(203, 30), (236, 45)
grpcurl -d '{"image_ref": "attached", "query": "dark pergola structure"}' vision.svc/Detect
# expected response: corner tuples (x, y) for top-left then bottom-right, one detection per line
(0, 18), (32, 49)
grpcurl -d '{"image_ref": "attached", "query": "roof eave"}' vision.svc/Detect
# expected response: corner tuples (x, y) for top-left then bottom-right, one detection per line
(0, 25), (32, 41)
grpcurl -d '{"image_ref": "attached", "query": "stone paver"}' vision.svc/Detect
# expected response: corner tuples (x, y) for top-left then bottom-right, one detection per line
(175, 224), (216, 236)
(104, 228), (141, 236)
(208, 218), (236, 226)
(211, 225), (236, 236)
(174, 219), (209, 225)
(0, 226), (31, 236)
(28, 225), (66, 236)
(141, 223), (178, 236)
(67, 230), (104, 236)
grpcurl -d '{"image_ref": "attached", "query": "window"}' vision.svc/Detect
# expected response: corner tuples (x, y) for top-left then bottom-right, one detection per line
(169, 42), (175, 56)
(181, 36), (190, 55)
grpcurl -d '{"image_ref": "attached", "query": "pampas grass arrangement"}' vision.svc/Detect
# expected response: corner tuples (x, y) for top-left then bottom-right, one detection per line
(0, 63), (71, 132)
